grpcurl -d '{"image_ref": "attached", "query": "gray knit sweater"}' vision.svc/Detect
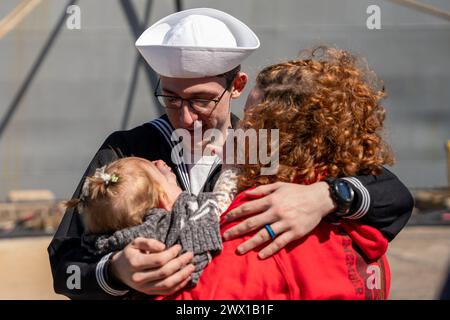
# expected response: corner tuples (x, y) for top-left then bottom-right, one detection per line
(81, 192), (223, 285)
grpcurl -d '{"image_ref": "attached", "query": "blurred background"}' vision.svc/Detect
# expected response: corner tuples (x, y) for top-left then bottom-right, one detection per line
(0, 0), (449, 299)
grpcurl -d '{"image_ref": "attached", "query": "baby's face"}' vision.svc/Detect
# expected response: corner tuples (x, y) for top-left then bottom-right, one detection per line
(150, 160), (177, 185)
(140, 159), (182, 209)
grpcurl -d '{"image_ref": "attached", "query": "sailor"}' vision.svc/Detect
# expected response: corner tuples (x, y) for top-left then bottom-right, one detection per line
(48, 8), (413, 299)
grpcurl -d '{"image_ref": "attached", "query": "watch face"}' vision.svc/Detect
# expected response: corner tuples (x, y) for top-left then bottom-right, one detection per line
(336, 180), (352, 202)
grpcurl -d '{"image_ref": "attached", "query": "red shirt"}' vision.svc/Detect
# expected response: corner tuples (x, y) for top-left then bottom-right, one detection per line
(160, 190), (390, 300)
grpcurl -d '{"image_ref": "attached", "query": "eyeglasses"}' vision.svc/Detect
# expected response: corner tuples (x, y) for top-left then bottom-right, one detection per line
(154, 79), (229, 115)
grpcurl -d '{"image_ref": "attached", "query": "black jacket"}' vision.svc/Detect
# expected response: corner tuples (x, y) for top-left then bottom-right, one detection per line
(48, 114), (414, 299)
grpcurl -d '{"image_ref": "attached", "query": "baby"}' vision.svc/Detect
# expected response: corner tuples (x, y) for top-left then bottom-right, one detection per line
(66, 157), (236, 287)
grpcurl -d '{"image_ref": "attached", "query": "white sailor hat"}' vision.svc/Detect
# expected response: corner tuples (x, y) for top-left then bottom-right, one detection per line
(135, 8), (260, 78)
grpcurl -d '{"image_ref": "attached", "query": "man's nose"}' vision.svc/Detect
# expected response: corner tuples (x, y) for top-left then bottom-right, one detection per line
(179, 101), (198, 128)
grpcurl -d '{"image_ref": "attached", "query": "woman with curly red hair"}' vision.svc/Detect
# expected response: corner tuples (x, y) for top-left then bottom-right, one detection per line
(160, 46), (394, 300)
(238, 46), (393, 188)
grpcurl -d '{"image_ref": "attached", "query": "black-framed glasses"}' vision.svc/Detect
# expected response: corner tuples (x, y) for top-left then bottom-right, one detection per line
(154, 79), (229, 115)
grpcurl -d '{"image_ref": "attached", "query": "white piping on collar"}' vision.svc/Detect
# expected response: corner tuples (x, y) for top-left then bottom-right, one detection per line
(149, 118), (192, 194)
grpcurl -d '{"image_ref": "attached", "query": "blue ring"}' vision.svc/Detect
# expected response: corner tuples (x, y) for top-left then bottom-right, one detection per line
(264, 224), (276, 239)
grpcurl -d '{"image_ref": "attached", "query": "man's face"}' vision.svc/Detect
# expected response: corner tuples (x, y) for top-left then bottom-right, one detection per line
(160, 76), (233, 136)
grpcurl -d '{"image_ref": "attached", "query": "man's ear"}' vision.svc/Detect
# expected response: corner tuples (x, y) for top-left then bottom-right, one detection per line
(230, 72), (248, 99)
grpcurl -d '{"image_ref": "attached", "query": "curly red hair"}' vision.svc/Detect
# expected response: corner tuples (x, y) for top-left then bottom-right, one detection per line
(237, 46), (394, 192)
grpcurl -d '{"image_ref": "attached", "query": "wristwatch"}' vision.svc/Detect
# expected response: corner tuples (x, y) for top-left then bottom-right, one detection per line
(325, 177), (354, 216)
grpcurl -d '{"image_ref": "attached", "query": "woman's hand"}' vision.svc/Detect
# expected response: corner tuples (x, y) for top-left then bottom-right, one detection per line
(222, 182), (336, 259)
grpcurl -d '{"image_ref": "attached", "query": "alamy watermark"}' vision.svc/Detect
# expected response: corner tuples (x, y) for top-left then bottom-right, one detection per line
(366, 265), (381, 290)
(66, 264), (81, 290)
(66, 5), (81, 30)
(366, 4), (381, 30)
(171, 122), (280, 176)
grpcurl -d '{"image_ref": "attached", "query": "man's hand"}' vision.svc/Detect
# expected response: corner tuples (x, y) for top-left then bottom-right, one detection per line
(222, 182), (336, 259)
(110, 237), (195, 296)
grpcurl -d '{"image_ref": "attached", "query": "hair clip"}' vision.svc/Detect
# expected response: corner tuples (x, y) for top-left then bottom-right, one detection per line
(110, 174), (119, 183)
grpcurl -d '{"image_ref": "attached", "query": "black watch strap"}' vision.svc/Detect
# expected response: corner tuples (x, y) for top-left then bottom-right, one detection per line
(325, 177), (354, 216)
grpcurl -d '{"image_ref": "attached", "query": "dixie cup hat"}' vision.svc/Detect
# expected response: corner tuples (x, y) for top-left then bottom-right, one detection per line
(135, 8), (260, 78)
